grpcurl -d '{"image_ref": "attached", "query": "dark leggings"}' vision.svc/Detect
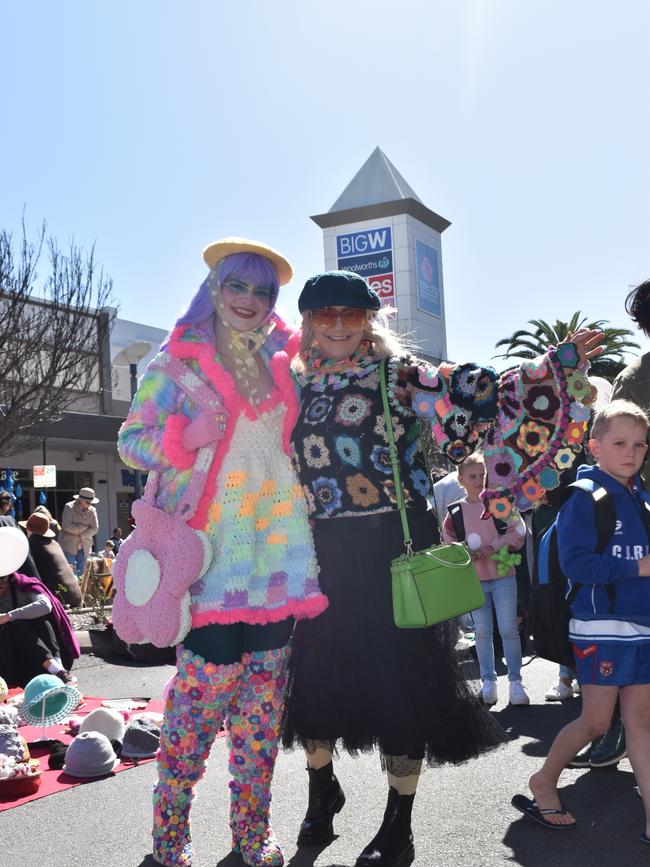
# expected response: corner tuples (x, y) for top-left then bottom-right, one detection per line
(183, 618), (294, 665)
(0, 617), (62, 687)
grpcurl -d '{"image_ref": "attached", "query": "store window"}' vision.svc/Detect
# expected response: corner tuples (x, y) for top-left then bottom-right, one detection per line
(0, 467), (93, 523)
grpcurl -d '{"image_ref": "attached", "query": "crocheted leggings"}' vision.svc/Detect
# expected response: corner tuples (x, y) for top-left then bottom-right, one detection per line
(152, 644), (290, 867)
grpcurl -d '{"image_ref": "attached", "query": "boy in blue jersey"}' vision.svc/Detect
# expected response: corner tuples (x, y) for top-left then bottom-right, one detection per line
(513, 399), (650, 843)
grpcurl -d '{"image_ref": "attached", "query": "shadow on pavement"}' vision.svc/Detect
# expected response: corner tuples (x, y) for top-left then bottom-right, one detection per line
(286, 840), (347, 867)
(491, 696), (582, 755)
(504, 765), (646, 866)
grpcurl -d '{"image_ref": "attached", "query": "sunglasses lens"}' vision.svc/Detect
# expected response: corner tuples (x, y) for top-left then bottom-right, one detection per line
(312, 308), (366, 328)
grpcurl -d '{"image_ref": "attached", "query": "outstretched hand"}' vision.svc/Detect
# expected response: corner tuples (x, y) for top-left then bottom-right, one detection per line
(558, 327), (604, 366)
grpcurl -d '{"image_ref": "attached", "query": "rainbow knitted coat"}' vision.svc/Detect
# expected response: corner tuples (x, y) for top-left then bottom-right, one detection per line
(117, 317), (327, 628)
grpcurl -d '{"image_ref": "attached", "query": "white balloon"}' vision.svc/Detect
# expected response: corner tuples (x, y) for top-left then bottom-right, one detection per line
(0, 526), (29, 575)
(466, 532), (482, 551)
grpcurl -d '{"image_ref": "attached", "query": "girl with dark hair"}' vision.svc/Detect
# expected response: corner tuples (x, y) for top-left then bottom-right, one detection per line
(117, 239), (328, 867)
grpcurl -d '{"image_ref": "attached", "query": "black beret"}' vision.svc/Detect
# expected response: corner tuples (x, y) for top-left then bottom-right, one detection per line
(298, 271), (381, 313)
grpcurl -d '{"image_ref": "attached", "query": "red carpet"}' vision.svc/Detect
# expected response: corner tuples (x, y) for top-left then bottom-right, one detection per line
(0, 695), (172, 811)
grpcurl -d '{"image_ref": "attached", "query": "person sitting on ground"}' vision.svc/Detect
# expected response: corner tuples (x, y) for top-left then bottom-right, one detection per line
(443, 452), (529, 707)
(512, 400), (650, 843)
(0, 540), (81, 687)
(19, 512), (82, 608)
(60, 487), (99, 576)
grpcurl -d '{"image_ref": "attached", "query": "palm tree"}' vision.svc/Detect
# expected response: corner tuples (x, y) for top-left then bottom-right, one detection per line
(494, 312), (640, 381)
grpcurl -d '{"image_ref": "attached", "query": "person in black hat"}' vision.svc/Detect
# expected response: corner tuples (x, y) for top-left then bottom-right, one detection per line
(281, 270), (604, 866)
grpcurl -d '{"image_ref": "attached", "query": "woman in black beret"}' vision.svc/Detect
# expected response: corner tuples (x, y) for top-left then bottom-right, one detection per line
(282, 271), (602, 866)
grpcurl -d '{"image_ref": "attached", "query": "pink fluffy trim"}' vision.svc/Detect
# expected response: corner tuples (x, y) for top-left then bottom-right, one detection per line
(191, 594), (329, 628)
(161, 413), (195, 471)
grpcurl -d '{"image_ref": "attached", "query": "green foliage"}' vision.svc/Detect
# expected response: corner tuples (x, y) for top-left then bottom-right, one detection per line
(494, 312), (640, 381)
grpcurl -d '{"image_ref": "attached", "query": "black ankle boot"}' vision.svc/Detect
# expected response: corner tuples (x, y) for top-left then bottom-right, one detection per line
(297, 761), (346, 845)
(355, 787), (415, 866)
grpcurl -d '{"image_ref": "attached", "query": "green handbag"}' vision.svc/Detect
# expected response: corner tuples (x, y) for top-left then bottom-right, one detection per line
(380, 360), (485, 629)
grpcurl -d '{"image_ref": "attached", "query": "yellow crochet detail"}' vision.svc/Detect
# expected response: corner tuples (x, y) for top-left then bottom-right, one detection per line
(267, 533), (288, 545)
(271, 500), (292, 517)
(255, 517), (271, 530)
(260, 480), (277, 496)
(226, 471), (248, 488)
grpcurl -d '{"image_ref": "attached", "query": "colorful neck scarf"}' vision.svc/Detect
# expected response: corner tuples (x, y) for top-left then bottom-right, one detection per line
(298, 340), (377, 391)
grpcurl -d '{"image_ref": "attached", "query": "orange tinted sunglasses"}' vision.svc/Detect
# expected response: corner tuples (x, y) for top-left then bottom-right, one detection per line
(311, 307), (368, 328)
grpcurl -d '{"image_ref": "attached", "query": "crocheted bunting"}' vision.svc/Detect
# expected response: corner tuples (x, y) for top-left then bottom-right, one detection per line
(480, 346), (594, 520)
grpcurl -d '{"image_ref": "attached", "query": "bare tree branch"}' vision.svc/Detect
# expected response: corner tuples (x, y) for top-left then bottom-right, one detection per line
(0, 220), (117, 456)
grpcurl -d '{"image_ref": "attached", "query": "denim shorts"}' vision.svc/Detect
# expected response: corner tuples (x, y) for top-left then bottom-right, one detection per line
(573, 642), (650, 686)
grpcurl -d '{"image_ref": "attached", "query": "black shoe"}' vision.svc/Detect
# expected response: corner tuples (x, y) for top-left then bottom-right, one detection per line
(567, 743), (592, 769)
(355, 787), (415, 866)
(297, 762), (346, 846)
(590, 715), (626, 767)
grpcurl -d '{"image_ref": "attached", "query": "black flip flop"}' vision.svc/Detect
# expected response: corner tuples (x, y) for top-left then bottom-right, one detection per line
(511, 794), (577, 830)
(641, 833), (650, 844)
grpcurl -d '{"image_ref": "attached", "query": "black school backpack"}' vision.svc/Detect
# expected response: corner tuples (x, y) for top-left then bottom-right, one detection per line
(531, 479), (616, 667)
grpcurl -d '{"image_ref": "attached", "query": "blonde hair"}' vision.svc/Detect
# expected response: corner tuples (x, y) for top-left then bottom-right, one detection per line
(294, 307), (418, 371)
(457, 451), (485, 476)
(591, 399), (650, 439)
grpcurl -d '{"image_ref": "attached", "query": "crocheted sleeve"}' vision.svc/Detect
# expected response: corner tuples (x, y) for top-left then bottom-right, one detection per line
(117, 356), (195, 473)
(387, 343), (594, 521)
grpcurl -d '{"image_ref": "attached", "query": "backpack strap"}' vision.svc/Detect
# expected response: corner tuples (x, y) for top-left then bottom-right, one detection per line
(564, 479), (617, 607)
(447, 501), (466, 542)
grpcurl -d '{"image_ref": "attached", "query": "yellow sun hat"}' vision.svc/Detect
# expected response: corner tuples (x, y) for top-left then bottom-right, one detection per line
(202, 237), (293, 287)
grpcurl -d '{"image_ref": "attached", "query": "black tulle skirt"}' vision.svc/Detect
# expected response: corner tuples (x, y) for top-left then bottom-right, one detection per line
(282, 507), (507, 764)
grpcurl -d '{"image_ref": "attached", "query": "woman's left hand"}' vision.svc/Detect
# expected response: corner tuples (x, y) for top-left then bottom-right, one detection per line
(559, 327), (605, 366)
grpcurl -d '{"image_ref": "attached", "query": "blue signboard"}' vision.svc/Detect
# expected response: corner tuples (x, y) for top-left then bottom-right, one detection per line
(415, 239), (441, 317)
(337, 250), (393, 278)
(337, 226), (392, 259)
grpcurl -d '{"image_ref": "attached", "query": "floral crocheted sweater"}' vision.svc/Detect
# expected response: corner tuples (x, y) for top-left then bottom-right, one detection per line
(117, 317), (327, 627)
(291, 342), (593, 522)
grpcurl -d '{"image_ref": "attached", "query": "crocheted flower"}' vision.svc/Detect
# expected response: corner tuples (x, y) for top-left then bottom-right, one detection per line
(404, 440), (419, 466)
(485, 447), (522, 490)
(451, 364), (482, 398)
(373, 414), (405, 443)
(487, 497), (513, 520)
(521, 478), (544, 502)
(447, 407), (471, 438)
(554, 447), (576, 470)
(410, 468), (430, 497)
(304, 395), (334, 425)
(569, 401), (591, 423)
(474, 372), (497, 407)
(302, 484), (317, 514)
(447, 439), (470, 463)
(417, 366), (439, 388)
(522, 384), (561, 422)
(311, 477), (343, 515)
(539, 466), (561, 490)
(334, 435), (362, 468)
(382, 479), (413, 506)
(516, 421), (551, 456)
(566, 372), (590, 401)
(566, 420), (588, 445)
(521, 356), (550, 380)
(413, 391), (439, 418)
(345, 473), (380, 508)
(555, 342), (580, 369)
(370, 445), (392, 475)
(335, 393), (372, 427)
(303, 434), (331, 469)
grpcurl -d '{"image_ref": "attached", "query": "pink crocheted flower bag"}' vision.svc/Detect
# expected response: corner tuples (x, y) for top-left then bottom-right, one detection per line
(112, 356), (224, 648)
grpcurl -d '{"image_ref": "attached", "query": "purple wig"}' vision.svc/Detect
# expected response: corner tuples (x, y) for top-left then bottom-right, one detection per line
(160, 252), (280, 349)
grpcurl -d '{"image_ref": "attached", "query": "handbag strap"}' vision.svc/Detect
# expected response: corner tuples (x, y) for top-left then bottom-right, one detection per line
(379, 359), (412, 554)
(140, 354), (225, 520)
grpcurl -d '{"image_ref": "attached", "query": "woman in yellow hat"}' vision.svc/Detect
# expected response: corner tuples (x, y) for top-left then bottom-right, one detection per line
(117, 239), (328, 867)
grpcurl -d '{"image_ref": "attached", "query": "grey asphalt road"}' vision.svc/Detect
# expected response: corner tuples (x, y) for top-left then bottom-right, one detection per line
(1, 650), (647, 867)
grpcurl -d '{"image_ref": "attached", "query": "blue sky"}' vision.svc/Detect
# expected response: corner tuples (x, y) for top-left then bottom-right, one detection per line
(3, 1), (649, 368)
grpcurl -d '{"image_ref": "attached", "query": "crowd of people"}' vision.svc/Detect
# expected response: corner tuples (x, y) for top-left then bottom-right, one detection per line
(3, 232), (649, 863)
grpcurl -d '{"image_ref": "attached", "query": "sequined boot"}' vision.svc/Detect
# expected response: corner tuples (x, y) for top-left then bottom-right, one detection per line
(228, 645), (290, 867)
(152, 648), (243, 866)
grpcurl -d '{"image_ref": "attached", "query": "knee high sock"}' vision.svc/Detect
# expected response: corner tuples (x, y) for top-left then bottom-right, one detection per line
(385, 755), (423, 797)
(153, 648), (243, 867)
(228, 645), (291, 867)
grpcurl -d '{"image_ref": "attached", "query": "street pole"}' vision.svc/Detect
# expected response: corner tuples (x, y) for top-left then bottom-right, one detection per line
(130, 362), (143, 500)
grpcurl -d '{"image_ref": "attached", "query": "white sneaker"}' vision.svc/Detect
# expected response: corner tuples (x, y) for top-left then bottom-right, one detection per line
(545, 681), (573, 702)
(509, 681), (530, 706)
(481, 681), (498, 706)
(572, 679), (581, 695)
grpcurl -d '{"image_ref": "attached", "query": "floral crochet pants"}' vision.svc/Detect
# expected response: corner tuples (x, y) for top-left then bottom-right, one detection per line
(153, 641), (290, 867)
